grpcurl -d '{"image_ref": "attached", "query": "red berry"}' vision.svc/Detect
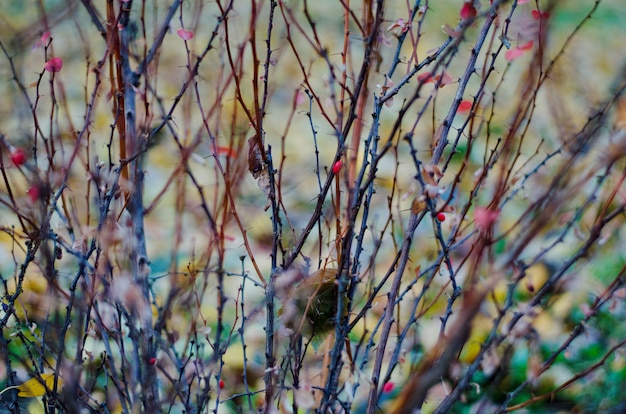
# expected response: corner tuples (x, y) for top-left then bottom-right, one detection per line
(10, 148), (26, 166)
(219, 379), (225, 389)
(436, 212), (446, 222)
(27, 187), (39, 203)
(148, 357), (157, 365)
(460, 1), (477, 20)
(332, 160), (343, 174)
(531, 9), (550, 20)
(382, 381), (394, 393)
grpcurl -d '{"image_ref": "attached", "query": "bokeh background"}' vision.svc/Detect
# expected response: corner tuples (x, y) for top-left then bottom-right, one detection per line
(1, 0), (625, 412)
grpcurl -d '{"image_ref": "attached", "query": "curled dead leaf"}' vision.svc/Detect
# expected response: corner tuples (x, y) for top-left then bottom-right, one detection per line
(247, 136), (265, 179)
(248, 136), (271, 197)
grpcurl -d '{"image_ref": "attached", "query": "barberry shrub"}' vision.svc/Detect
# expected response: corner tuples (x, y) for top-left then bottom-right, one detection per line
(0, 1), (625, 413)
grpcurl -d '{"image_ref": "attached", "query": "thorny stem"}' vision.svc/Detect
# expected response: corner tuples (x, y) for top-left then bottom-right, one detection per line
(365, 212), (420, 414)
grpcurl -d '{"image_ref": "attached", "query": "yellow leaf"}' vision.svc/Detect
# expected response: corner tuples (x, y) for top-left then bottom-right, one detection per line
(16, 373), (62, 398)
